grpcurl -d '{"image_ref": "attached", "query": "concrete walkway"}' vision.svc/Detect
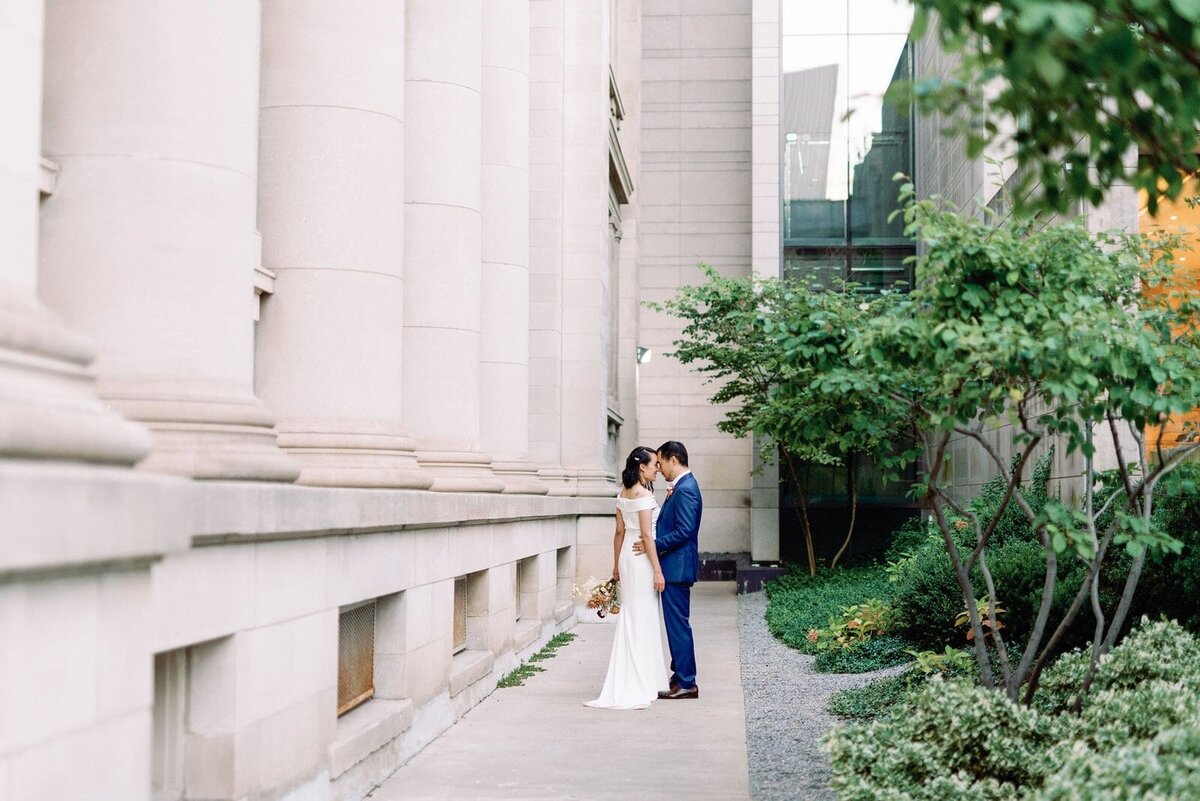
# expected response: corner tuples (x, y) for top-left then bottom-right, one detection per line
(369, 582), (750, 801)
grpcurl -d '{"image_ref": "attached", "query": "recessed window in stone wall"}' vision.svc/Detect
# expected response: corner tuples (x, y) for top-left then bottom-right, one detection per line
(152, 650), (187, 801)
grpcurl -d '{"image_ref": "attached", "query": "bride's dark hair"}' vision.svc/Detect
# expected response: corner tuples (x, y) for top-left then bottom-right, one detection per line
(620, 446), (656, 491)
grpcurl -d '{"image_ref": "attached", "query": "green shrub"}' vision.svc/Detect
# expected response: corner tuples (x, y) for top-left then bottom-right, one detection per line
(765, 564), (894, 653)
(826, 677), (1064, 801)
(887, 451), (1105, 653)
(885, 515), (932, 563)
(1035, 726), (1200, 801)
(890, 540), (969, 649)
(1128, 461), (1200, 633)
(1081, 680), (1200, 752)
(814, 635), (910, 673)
(1090, 618), (1200, 692)
(828, 646), (978, 721)
(1035, 618), (1200, 715)
(968, 449), (1053, 550)
(828, 619), (1200, 800)
(828, 672), (914, 720)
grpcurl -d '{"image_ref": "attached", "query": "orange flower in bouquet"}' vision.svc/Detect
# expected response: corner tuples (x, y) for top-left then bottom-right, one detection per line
(571, 576), (621, 618)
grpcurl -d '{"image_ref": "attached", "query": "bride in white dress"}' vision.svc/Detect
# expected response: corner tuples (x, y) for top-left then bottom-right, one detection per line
(586, 446), (671, 709)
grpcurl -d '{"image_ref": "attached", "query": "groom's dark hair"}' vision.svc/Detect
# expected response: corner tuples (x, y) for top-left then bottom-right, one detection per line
(657, 440), (688, 466)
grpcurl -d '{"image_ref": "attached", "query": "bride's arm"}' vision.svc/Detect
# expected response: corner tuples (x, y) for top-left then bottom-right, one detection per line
(637, 508), (666, 592)
(612, 509), (625, 582)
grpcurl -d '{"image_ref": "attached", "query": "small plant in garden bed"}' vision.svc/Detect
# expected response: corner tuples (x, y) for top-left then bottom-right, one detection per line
(805, 598), (910, 673)
(908, 645), (975, 677)
(765, 564), (896, 653)
(497, 632), (577, 688)
(827, 673), (913, 721)
(814, 635), (910, 673)
(828, 646), (976, 721)
(808, 598), (894, 650)
(956, 597), (1005, 643)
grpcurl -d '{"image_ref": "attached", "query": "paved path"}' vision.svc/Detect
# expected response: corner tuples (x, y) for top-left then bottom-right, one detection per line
(370, 582), (750, 801)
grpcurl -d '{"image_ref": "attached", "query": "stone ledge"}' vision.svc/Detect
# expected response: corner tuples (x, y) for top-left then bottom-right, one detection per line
(513, 619), (541, 652)
(554, 600), (573, 624)
(0, 460), (190, 575)
(329, 698), (414, 779)
(449, 650), (494, 697)
(190, 483), (616, 544)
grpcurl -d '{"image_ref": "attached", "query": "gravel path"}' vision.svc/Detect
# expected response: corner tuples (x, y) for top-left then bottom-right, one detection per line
(738, 590), (904, 801)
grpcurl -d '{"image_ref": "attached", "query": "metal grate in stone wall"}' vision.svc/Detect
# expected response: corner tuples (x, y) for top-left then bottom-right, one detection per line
(514, 562), (523, 620)
(453, 577), (467, 654)
(337, 600), (376, 716)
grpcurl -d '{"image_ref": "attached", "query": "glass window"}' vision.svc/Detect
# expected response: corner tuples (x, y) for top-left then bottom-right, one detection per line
(781, 0), (915, 292)
(783, 0), (849, 36)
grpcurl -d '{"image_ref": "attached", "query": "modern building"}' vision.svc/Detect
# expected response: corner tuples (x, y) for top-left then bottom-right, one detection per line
(0, 0), (972, 799)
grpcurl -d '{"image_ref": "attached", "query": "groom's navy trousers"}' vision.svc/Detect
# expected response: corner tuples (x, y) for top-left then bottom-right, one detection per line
(656, 472), (703, 689)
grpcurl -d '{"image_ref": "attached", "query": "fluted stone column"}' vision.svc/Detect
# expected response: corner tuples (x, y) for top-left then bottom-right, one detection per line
(38, 0), (299, 482)
(0, 0), (149, 465)
(561, 0), (618, 497)
(404, 0), (502, 492)
(528, 0), (573, 495)
(255, 0), (431, 489)
(481, 0), (546, 495)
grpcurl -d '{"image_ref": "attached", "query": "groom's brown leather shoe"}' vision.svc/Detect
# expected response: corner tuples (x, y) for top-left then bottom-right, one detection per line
(658, 684), (679, 698)
(658, 685), (699, 700)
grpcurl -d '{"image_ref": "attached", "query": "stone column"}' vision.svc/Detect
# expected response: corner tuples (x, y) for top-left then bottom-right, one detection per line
(0, 0), (149, 465)
(528, 0), (573, 495)
(255, 0), (431, 489)
(404, 0), (502, 492)
(560, 0), (617, 497)
(38, 0), (299, 482)
(480, 0), (546, 495)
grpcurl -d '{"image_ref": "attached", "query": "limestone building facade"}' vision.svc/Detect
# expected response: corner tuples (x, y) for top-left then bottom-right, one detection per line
(0, 1), (781, 799)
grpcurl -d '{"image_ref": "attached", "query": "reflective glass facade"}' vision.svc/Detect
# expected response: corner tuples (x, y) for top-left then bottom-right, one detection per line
(781, 1), (915, 292)
(777, 2), (919, 564)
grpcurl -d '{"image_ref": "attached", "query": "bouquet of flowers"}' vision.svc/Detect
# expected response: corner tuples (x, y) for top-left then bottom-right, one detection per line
(571, 576), (621, 618)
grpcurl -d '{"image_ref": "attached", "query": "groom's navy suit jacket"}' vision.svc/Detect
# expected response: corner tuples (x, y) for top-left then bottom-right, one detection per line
(656, 472), (703, 584)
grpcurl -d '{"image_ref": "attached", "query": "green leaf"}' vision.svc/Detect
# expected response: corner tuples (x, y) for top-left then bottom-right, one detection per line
(1171, 0), (1200, 20)
(1034, 51), (1067, 85)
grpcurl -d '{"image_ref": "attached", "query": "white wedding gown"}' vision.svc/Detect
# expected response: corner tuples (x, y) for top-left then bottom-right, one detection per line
(585, 494), (671, 709)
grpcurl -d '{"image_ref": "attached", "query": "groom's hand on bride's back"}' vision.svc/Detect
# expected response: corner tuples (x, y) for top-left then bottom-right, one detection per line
(632, 540), (645, 555)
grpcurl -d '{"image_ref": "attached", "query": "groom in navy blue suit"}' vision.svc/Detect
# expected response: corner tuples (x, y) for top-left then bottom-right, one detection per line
(634, 440), (703, 699)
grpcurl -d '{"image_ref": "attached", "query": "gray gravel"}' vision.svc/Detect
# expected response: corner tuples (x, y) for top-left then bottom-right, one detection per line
(737, 590), (905, 801)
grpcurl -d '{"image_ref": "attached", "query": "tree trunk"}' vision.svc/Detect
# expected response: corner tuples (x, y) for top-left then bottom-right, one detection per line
(830, 453), (858, 569)
(782, 449), (818, 576)
(799, 465), (817, 575)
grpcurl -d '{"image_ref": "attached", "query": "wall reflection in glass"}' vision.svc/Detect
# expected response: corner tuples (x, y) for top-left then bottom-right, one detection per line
(781, 1), (915, 293)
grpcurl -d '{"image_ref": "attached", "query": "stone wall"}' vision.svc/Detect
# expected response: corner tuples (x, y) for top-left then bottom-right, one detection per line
(0, 0), (642, 798)
(638, 0), (757, 555)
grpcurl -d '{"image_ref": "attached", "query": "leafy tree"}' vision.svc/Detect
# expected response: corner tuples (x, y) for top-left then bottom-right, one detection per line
(902, 0), (1200, 214)
(648, 267), (917, 573)
(776, 183), (1200, 702)
(659, 179), (1200, 704)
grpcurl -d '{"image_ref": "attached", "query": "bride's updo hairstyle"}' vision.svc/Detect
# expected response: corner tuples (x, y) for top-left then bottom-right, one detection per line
(621, 446), (656, 491)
